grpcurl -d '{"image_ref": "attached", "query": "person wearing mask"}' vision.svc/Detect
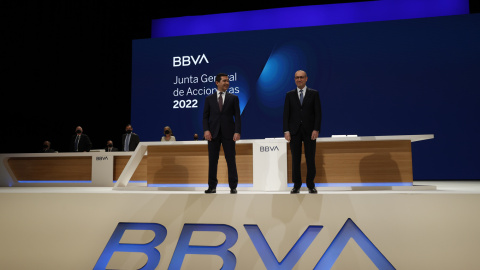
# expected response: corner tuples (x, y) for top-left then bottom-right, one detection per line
(161, 126), (176, 141)
(193, 134), (199, 141)
(105, 140), (118, 152)
(70, 126), (92, 152)
(40, 141), (55, 153)
(122, 124), (140, 151)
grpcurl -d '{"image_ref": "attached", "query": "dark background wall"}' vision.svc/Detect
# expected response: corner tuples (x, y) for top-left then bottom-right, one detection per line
(2, 1), (374, 154)
(1, 1), (479, 173)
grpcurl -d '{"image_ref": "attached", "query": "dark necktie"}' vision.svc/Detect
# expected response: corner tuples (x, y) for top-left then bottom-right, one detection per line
(218, 92), (223, 111)
(299, 89), (304, 105)
(75, 135), (80, 151)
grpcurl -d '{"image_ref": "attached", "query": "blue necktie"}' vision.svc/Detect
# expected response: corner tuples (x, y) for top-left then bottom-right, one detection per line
(125, 134), (130, 151)
(299, 90), (304, 105)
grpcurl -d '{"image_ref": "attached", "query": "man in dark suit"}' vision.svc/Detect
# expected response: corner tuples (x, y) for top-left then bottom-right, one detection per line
(283, 70), (322, 194)
(105, 140), (119, 152)
(71, 126), (92, 152)
(203, 73), (241, 194)
(122, 124), (140, 151)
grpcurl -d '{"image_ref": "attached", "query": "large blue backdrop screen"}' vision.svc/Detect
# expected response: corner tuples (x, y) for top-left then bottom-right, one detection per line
(132, 14), (480, 179)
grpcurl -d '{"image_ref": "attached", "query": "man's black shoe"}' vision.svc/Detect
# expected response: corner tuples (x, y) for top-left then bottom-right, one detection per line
(205, 188), (216, 194)
(308, 188), (318, 194)
(290, 187), (300, 194)
(230, 188), (237, 194)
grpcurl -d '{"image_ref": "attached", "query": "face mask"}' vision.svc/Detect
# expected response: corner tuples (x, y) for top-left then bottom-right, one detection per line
(193, 136), (198, 140)
(126, 130), (132, 134)
(107, 144), (113, 147)
(164, 130), (170, 135)
(43, 145), (49, 148)
(76, 130), (82, 134)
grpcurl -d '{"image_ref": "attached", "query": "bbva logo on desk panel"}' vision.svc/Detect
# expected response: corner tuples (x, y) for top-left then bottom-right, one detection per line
(95, 218), (395, 269)
(260, 146), (280, 152)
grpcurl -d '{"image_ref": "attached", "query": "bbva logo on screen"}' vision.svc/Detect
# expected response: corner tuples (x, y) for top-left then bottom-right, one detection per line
(173, 54), (209, 67)
(94, 218), (395, 270)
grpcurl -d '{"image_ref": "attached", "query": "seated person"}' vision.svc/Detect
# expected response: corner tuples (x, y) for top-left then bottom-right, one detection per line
(161, 126), (176, 141)
(40, 141), (55, 153)
(105, 140), (119, 152)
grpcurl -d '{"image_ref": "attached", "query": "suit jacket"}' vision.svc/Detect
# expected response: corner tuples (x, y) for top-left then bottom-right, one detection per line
(122, 133), (140, 151)
(71, 134), (92, 152)
(283, 87), (322, 135)
(203, 92), (241, 139)
(105, 147), (119, 152)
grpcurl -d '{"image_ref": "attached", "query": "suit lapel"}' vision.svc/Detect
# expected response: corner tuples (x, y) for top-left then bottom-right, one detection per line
(212, 93), (220, 112)
(302, 88), (313, 106)
(223, 92), (232, 111)
(293, 90), (302, 107)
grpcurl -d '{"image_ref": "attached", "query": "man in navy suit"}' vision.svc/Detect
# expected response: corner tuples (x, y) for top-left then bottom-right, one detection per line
(71, 126), (92, 152)
(122, 124), (140, 151)
(283, 70), (322, 194)
(203, 73), (241, 194)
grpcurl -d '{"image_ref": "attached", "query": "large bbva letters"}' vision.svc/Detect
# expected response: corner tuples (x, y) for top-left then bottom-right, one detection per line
(95, 219), (395, 269)
(169, 224), (238, 269)
(245, 224), (323, 269)
(94, 223), (167, 270)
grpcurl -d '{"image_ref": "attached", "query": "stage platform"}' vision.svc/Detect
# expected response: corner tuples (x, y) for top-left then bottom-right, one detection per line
(2, 180), (479, 193)
(6, 180), (480, 193)
(1, 181), (480, 270)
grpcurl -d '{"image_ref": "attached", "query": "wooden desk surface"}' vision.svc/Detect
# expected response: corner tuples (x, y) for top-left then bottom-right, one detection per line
(147, 144), (253, 184)
(1, 135), (433, 186)
(287, 140), (413, 183)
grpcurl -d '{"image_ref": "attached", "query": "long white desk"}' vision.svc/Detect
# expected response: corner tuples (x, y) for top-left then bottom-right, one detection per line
(0, 134), (434, 190)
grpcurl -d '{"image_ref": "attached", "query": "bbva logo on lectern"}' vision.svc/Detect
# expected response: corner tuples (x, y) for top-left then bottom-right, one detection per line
(260, 146), (280, 152)
(94, 218), (395, 270)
